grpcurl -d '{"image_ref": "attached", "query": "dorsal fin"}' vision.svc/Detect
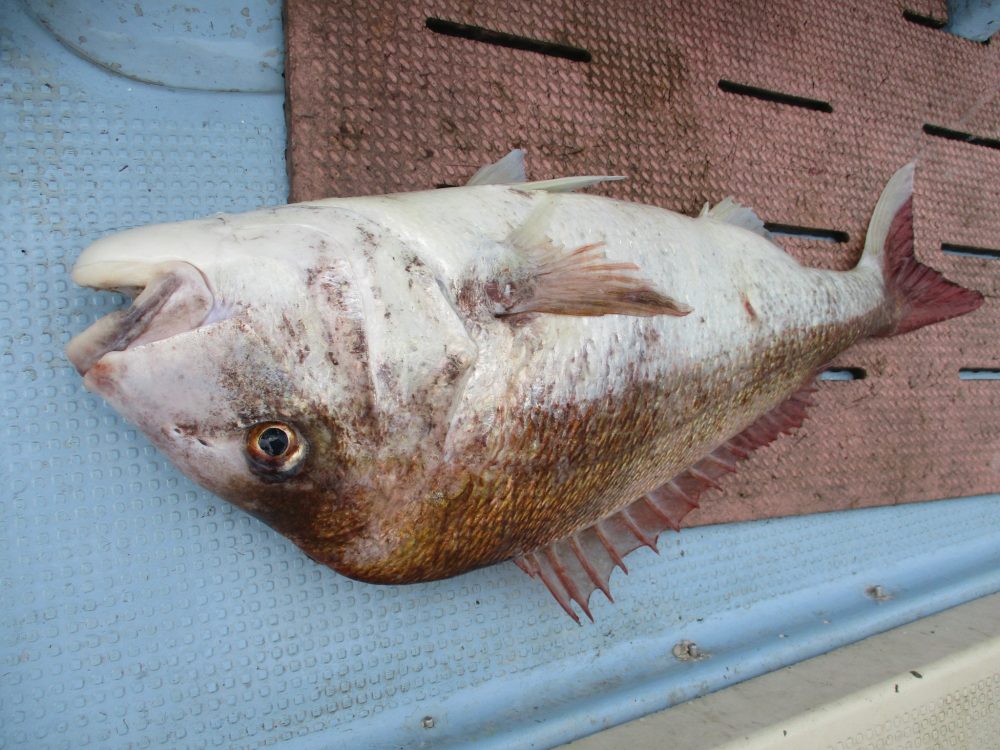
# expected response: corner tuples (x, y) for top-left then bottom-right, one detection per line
(514, 380), (819, 622)
(518, 176), (625, 193)
(699, 196), (770, 238)
(466, 149), (624, 192)
(466, 149), (528, 186)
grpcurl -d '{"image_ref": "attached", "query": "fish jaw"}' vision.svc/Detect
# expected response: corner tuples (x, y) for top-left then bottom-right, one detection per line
(75, 315), (375, 561)
(66, 255), (249, 503)
(66, 260), (217, 376)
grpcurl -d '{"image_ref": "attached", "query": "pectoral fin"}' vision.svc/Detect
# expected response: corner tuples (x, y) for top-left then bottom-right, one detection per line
(493, 203), (691, 318)
(493, 240), (692, 318)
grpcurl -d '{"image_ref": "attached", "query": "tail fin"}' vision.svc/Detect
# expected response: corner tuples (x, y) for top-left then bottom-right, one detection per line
(859, 162), (983, 336)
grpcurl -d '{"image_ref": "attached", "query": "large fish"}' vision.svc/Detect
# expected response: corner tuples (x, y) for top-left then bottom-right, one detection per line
(67, 152), (982, 621)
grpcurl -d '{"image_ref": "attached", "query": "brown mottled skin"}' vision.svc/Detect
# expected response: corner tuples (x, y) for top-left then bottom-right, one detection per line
(221, 312), (885, 584)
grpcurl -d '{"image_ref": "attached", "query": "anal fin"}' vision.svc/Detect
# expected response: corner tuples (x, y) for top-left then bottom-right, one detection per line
(514, 380), (819, 621)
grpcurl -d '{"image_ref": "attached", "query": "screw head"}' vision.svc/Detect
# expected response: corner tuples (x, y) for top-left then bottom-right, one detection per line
(672, 640), (705, 661)
(866, 584), (892, 601)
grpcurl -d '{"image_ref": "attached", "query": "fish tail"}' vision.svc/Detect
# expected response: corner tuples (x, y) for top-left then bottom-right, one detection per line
(859, 162), (983, 336)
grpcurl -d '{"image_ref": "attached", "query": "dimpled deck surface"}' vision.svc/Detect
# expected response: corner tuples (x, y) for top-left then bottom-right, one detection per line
(2, 2), (999, 750)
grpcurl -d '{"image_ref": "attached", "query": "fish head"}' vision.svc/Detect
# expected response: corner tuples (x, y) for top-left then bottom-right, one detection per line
(66, 205), (478, 570)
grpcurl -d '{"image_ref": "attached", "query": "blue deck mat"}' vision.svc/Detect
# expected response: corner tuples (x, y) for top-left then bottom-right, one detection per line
(2, 3), (999, 748)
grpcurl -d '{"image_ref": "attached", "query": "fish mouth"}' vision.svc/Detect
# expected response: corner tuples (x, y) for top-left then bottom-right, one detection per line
(66, 260), (216, 376)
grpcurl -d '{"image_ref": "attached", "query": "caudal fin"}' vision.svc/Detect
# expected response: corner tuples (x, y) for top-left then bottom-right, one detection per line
(859, 162), (983, 336)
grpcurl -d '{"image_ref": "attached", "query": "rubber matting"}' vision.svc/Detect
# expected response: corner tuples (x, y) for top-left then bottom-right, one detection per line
(285, 0), (1000, 524)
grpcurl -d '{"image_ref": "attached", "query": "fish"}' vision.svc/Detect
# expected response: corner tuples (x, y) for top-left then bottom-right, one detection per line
(66, 151), (983, 621)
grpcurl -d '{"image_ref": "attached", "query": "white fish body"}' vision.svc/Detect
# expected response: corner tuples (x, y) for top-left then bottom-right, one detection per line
(67, 153), (982, 619)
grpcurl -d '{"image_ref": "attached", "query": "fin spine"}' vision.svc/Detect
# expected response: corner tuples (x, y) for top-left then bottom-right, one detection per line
(513, 380), (820, 621)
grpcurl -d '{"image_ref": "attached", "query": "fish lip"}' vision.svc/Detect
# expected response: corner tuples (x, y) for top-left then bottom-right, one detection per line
(66, 260), (217, 377)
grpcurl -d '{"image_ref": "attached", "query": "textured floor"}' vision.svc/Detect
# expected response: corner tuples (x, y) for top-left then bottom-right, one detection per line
(1, 2), (999, 750)
(286, 0), (1000, 523)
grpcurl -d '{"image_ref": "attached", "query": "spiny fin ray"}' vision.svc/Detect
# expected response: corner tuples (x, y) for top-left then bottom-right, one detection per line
(466, 149), (623, 193)
(513, 380), (819, 621)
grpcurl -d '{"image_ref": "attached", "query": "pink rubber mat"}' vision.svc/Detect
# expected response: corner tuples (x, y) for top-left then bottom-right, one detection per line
(284, 0), (999, 525)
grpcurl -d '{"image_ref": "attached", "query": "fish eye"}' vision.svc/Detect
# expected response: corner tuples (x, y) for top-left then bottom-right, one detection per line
(258, 426), (290, 456)
(245, 421), (307, 480)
